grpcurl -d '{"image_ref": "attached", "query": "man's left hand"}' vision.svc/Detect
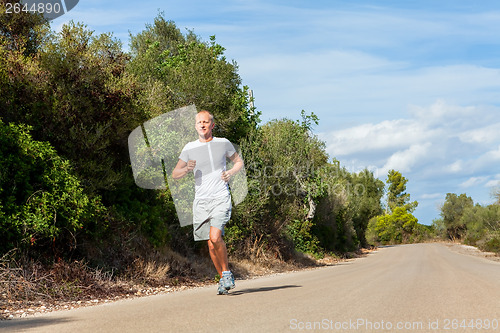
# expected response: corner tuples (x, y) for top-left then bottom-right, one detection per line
(221, 170), (232, 182)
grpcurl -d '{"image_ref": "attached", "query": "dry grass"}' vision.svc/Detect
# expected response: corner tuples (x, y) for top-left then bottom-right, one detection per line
(123, 247), (215, 286)
(0, 245), (368, 319)
(0, 246), (217, 319)
(0, 250), (133, 319)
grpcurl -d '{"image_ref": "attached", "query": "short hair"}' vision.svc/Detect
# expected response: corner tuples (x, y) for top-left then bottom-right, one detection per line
(196, 110), (214, 123)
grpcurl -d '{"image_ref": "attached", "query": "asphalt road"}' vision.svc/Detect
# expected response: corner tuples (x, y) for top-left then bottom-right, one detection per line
(1, 243), (499, 332)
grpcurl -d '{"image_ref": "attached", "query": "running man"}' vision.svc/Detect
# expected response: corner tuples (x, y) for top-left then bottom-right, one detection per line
(172, 110), (244, 295)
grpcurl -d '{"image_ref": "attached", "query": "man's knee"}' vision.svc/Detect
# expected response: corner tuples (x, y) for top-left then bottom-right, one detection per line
(209, 227), (223, 245)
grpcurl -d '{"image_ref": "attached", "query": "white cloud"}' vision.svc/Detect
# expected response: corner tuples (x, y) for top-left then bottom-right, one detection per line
(460, 176), (489, 188)
(486, 146), (500, 160)
(468, 145), (500, 175)
(408, 99), (477, 126)
(381, 143), (432, 174)
(486, 179), (500, 187)
(324, 101), (500, 178)
(459, 123), (500, 144)
(325, 119), (435, 156)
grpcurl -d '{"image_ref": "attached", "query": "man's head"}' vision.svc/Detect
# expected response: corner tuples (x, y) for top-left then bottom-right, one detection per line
(195, 110), (215, 139)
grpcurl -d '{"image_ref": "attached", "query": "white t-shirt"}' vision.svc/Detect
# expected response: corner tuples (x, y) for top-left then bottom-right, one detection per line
(178, 137), (236, 199)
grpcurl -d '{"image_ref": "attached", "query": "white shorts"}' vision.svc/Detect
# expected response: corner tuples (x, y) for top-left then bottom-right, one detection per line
(192, 195), (232, 241)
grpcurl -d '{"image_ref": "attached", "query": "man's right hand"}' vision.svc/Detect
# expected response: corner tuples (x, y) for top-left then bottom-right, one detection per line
(172, 159), (196, 179)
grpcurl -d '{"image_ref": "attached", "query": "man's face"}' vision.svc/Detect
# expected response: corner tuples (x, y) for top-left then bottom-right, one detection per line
(195, 112), (214, 137)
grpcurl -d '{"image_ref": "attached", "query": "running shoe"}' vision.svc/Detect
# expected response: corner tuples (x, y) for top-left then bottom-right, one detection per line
(222, 271), (235, 290)
(217, 278), (228, 295)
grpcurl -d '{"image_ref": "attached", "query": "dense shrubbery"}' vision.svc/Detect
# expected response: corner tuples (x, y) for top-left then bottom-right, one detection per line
(0, 120), (105, 254)
(433, 192), (500, 253)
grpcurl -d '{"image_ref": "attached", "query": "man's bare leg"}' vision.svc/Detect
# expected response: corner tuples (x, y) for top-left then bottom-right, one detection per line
(208, 226), (229, 277)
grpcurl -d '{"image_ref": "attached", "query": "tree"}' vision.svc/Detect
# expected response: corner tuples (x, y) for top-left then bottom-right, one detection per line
(224, 112), (346, 257)
(36, 22), (144, 192)
(440, 193), (474, 240)
(386, 169), (414, 211)
(368, 206), (418, 244)
(366, 170), (421, 245)
(350, 169), (384, 246)
(461, 203), (500, 246)
(128, 13), (259, 145)
(2, 20), (145, 193)
(0, 6), (48, 126)
(431, 217), (446, 238)
(311, 162), (359, 252)
(0, 0), (48, 56)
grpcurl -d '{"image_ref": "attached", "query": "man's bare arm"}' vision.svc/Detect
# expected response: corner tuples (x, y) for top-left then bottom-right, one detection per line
(221, 152), (244, 182)
(172, 159), (196, 179)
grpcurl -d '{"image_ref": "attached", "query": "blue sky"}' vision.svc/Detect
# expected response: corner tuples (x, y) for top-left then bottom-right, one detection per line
(52, 0), (500, 225)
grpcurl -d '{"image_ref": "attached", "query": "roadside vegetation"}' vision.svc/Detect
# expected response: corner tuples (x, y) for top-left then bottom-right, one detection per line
(3, 3), (496, 318)
(432, 191), (500, 254)
(366, 170), (434, 245)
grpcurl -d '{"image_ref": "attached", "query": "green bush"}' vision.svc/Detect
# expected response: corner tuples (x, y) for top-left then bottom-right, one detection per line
(366, 206), (420, 245)
(481, 233), (500, 253)
(461, 204), (500, 250)
(0, 120), (106, 254)
(287, 219), (322, 257)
